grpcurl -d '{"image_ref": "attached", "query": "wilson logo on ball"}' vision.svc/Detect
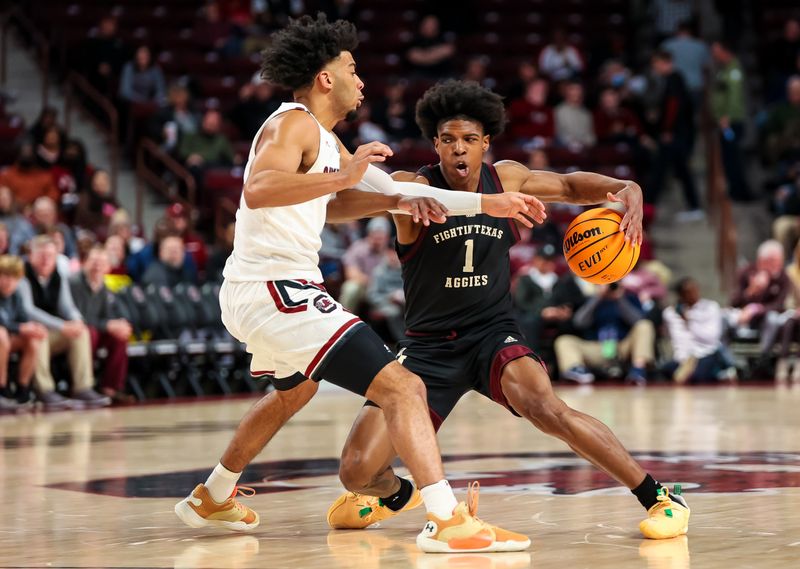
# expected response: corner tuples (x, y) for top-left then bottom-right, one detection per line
(563, 227), (602, 254)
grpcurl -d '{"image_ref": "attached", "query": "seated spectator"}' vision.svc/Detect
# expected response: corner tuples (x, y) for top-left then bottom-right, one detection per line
(193, 1), (241, 57)
(54, 139), (91, 215)
(31, 197), (77, 259)
(119, 46), (166, 105)
(165, 202), (208, 277)
(0, 143), (59, 207)
(538, 28), (584, 82)
(339, 217), (392, 312)
(663, 277), (733, 383)
(108, 209), (146, 256)
(16, 236), (110, 409)
(141, 235), (198, 287)
(406, 15), (456, 78)
(179, 109), (236, 171)
(34, 125), (62, 170)
(554, 81), (595, 149)
(773, 240), (800, 383)
(554, 282), (655, 384)
(762, 76), (800, 167)
(0, 255), (45, 410)
(74, 170), (119, 240)
(507, 78), (554, 147)
(366, 248), (405, 342)
(370, 79), (417, 143)
(594, 88), (645, 145)
(230, 75), (281, 140)
(26, 106), (66, 148)
(727, 240), (791, 353)
(149, 82), (200, 153)
(70, 246), (133, 403)
(103, 235), (132, 291)
(78, 16), (126, 97)
(0, 186), (35, 254)
(514, 245), (586, 353)
(503, 60), (539, 102)
(462, 56), (496, 90)
(528, 148), (551, 171)
(127, 218), (196, 283)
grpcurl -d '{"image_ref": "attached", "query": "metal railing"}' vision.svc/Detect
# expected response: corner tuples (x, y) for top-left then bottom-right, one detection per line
(63, 71), (119, 194)
(0, 7), (50, 107)
(136, 138), (196, 229)
(703, 93), (737, 295)
(215, 196), (237, 241)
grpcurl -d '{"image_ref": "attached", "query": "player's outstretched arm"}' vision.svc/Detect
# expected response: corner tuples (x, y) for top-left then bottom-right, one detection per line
(326, 188), (447, 226)
(243, 112), (392, 209)
(355, 164), (544, 224)
(495, 160), (644, 244)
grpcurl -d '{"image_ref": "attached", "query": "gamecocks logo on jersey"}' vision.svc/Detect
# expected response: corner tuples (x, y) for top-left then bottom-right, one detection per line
(313, 294), (336, 313)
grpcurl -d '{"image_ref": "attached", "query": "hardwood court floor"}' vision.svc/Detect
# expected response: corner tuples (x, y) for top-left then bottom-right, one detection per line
(1, 384), (800, 569)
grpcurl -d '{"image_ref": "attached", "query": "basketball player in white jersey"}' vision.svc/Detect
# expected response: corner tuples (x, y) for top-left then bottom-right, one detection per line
(175, 14), (542, 553)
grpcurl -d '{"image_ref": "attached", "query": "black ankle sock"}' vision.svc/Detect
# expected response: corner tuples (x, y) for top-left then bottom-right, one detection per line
(632, 474), (663, 510)
(0, 386), (11, 399)
(16, 386), (30, 403)
(382, 477), (414, 512)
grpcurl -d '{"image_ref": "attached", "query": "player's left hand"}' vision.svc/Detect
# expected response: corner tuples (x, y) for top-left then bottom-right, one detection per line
(607, 183), (643, 245)
(397, 195), (448, 226)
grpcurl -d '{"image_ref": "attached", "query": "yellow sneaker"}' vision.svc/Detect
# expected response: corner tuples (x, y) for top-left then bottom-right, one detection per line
(174, 484), (260, 531)
(639, 486), (690, 540)
(416, 482), (531, 553)
(327, 483), (423, 529)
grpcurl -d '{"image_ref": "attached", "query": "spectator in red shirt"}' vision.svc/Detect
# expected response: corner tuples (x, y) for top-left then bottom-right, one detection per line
(507, 78), (554, 146)
(593, 88), (644, 145)
(165, 203), (208, 278)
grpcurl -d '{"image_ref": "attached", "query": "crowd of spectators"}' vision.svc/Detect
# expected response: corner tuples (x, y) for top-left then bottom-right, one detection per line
(4, 0), (800, 413)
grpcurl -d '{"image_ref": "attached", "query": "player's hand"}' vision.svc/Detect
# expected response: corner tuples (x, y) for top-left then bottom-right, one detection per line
(397, 195), (448, 226)
(606, 183), (643, 245)
(343, 142), (394, 186)
(481, 192), (546, 227)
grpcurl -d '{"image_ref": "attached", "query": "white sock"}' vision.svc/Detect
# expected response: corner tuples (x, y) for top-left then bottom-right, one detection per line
(204, 463), (241, 503)
(420, 479), (458, 520)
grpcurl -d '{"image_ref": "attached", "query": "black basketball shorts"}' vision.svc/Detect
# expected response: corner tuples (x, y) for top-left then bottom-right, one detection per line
(366, 319), (545, 429)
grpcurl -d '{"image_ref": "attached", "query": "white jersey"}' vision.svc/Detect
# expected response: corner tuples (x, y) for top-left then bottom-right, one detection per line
(223, 102), (341, 283)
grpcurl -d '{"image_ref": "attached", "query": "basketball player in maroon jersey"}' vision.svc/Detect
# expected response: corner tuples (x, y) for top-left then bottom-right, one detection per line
(324, 80), (689, 541)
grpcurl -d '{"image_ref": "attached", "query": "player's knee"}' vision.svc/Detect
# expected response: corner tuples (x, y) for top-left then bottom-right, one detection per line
(518, 395), (570, 435)
(338, 450), (377, 492)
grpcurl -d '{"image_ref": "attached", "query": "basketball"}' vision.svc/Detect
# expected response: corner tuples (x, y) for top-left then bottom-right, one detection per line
(563, 207), (640, 284)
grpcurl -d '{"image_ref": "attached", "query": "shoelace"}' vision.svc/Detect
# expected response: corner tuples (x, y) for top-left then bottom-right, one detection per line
(651, 487), (674, 518)
(227, 486), (256, 516)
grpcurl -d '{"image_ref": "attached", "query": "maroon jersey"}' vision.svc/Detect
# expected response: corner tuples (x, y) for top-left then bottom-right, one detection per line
(398, 163), (520, 334)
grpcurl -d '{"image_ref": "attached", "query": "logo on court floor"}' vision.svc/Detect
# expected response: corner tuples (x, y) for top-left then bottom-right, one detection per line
(46, 451), (800, 498)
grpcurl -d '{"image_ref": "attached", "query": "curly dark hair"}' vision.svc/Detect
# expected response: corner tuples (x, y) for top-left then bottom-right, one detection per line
(260, 13), (358, 91)
(415, 80), (507, 140)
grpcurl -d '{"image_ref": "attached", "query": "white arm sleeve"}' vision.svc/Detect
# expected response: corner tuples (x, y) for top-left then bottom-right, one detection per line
(354, 164), (483, 216)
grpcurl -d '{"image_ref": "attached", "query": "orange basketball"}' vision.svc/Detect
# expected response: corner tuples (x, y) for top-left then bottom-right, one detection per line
(562, 207), (640, 284)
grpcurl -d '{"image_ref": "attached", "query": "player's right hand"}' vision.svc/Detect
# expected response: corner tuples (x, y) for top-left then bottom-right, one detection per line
(397, 195), (448, 226)
(343, 142), (394, 186)
(482, 192), (547, 227)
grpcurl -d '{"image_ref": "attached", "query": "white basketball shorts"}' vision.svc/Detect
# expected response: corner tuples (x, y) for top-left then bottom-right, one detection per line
(219, 278), (364, 380)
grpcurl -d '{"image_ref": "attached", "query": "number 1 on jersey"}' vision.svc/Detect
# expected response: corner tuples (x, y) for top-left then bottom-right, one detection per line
(462, 239), (475, 273)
